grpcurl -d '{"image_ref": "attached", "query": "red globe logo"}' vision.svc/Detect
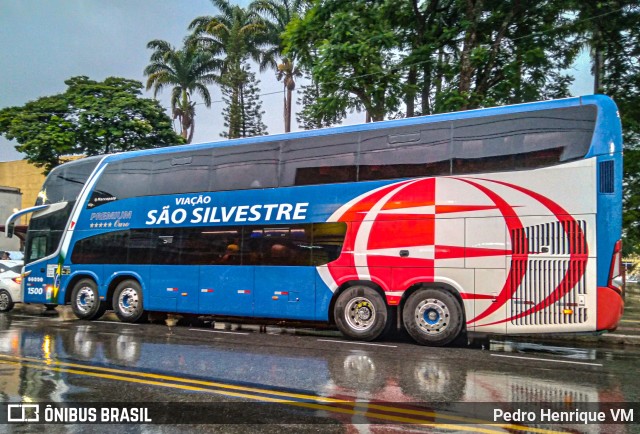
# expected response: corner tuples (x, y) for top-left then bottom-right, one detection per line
(318, 177), (587, 327)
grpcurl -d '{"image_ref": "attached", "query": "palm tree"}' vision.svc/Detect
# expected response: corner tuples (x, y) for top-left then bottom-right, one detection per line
(189, 0), (267, 75)
(144, 39), (220, 143)
(189, 0), (270, 138)
(250, 0), (305, 133)
(275, 58), (302, 132)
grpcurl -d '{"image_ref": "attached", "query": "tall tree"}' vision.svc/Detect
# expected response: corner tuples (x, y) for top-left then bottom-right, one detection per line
(189, 0), (269, 138)
(144, 39), (220, 143)
(286, 0), (576, 121)
(388, 0), (457, 117)
(572, 2), (640, 253)
(221, 66), (268, 138)
(0, 76), (182, 173)
(285, 0), (403, 122)
(411, 0), (576, 112)
(250, 0), (305, 132)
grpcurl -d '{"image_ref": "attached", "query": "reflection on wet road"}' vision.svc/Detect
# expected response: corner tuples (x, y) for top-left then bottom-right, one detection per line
(0, 310), (636, 433)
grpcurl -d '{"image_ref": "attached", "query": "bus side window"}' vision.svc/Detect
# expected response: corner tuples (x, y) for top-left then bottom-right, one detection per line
(212, 143), (279, 191)
(28, 233), (48, 263)
(358, 125), (451, 180)
(153, 151), (212, 196)
(311, 222), (347, 266)
(280, 136), (358, 187)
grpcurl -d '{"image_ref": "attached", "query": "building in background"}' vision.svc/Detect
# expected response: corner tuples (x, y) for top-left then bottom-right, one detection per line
(0, 160), (45, 211)
(0, 160), (46, 252)
(0, 186), (22, 251)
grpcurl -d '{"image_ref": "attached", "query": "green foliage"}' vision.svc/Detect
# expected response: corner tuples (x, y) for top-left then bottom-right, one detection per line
(566, 1), (640, 253)
(189, 0), (268, 74)
(281, 0), (639, 251)
(296, 72), (346, 130)
(284, 0), (577, 122)
(285, 0), (403, 122)
(0, 76), (183, 173)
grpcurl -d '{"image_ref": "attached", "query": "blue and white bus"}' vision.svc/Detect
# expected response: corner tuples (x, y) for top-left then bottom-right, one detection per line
(5, 95), (624, 346)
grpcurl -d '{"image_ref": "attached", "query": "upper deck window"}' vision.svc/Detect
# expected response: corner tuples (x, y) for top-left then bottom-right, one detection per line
(87, 104), (597, 205)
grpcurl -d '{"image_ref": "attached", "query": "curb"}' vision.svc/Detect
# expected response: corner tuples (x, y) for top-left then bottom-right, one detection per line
(493, 331), (640, 347)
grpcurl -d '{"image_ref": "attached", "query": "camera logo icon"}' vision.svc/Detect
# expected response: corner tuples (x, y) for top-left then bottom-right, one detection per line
(7, 404), (40, 422)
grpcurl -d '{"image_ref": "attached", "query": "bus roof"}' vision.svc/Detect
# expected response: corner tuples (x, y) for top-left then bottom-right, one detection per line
(94, 94), (618, 165)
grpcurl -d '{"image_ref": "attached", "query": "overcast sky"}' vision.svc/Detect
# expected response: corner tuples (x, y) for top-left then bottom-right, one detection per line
(0, 0), (594, 162)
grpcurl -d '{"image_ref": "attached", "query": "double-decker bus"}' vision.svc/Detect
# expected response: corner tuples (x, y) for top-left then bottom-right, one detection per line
(5, 95), (624, 346)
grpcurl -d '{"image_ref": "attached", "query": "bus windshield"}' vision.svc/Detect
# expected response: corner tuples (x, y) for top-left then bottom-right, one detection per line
(25, 157), (101, 264)
(35, 157), (102, 205)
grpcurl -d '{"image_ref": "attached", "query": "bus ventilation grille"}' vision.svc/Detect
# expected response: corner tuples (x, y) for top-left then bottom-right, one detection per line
(509, 382), (594, 403)
(510, 258), (588, 326)
(510, 220), (588, 326)
(599, 160), (614, 194)
(511, 220), (588, 256)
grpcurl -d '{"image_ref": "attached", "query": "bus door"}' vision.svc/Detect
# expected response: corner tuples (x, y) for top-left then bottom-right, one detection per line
(147, 230), (200, 313)
(194, 227), (254, 316)
(198, 266), (255, 316)
(251, 227), (316, 320)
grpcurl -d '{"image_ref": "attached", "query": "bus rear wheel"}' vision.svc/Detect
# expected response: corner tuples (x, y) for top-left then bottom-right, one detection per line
(71, 279), (106, 320)
(113, 280), (145, 323)
(402, 288), (463, 346)
(334, 285), (388, 341)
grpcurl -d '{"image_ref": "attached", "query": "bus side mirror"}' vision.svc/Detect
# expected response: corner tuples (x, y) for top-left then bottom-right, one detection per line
(5, 204), (50, 239)
(5, 222), (14, 239)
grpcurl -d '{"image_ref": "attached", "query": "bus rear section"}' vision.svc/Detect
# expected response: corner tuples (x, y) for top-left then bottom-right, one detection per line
(320, 159), (621, 343)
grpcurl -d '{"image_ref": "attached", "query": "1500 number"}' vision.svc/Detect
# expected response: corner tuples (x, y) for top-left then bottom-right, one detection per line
(27, 287), (43, 295)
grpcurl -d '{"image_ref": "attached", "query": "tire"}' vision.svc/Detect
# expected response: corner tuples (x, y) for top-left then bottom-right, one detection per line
(112, 280), (145, 323)
(333, 285), (389, 341)
(70, 279), (106, 320)
(0, 289), (14, 312)
(402, 288), (463, 346)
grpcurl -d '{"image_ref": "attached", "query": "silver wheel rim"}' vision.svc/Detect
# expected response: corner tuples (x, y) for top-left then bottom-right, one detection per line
(118, 288), (139, 317)
(344, 297), (376, 331)
(75, 286), (96, 314)
(0, 293), (9, 310)
(415, 298), (449, 334)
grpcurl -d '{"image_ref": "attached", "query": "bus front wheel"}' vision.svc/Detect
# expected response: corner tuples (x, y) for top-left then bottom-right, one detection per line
(113, 280), (145, 323)
(334, 285), (388, 341)
(402, 288), (463, 346)
(71, 279), (106, 320)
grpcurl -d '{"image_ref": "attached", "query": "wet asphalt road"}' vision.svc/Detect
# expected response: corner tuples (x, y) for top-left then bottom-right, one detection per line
(0, 306), (638, 433)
